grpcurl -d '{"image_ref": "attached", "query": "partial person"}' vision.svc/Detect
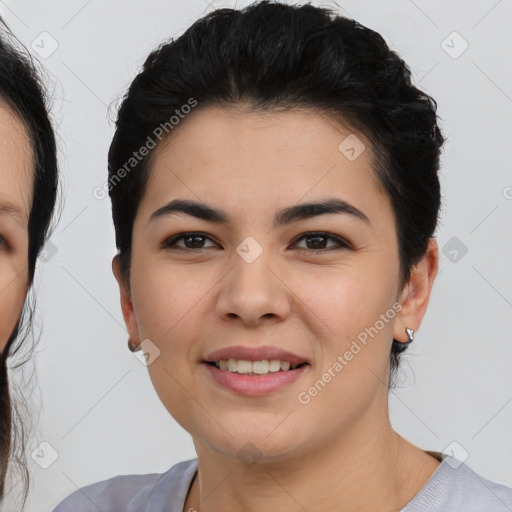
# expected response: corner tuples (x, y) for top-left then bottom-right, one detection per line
(0, 18), (59, 508)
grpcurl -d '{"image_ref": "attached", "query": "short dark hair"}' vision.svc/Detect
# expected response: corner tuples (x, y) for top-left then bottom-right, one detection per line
(108, 1), (444, 382)
(0, 19), (58, 505)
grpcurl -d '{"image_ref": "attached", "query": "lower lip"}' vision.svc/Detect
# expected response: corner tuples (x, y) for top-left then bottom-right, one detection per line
(202, 362), (309, 396)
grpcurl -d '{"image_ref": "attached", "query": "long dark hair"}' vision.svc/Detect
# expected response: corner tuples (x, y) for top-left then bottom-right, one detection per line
(108, 1), (444, 384)
(0, 19), (59, 504)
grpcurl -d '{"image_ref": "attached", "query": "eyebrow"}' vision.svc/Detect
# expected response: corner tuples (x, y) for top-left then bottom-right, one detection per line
(0, 202), (23, 219)
(149, 197), (371, 228)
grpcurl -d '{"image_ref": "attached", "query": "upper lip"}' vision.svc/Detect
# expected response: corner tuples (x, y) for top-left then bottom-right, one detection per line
(204, 345), (309, 366)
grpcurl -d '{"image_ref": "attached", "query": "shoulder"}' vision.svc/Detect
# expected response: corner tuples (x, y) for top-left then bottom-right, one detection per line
(52, 473), (160, 512)
(52, 458), (198, 512)
(403, 455), (512, 512)
(454, 461), (512, 510)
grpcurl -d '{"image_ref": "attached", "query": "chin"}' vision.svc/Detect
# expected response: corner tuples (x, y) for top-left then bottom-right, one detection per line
(197, 422), (310, 463)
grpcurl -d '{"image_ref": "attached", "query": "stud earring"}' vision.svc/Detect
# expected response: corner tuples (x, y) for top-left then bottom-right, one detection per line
(404, 327), (414, 344)
(128, 338), (141, 352)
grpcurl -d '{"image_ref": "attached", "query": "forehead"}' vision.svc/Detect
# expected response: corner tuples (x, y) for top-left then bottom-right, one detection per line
(142, 106), (392, 225)
(0, 102), (33, 224)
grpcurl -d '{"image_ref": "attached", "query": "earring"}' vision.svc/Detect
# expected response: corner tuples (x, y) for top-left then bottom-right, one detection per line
(128, 338), (141, 352)
(404, 327), (414, 344)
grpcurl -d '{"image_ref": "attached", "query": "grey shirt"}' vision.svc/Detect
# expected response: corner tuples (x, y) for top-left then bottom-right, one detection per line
(53, 454), (512, 512)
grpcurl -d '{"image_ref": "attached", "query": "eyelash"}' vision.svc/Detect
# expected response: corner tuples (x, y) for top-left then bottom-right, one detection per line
(161, 231), (351, 254)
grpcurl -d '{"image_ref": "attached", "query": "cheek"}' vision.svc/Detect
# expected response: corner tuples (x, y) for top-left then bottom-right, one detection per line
(291, 274), (396, 431)
(131, 263), (207, 428)
(130, 260), (209, 343)
(298, 262), (398, 404)
(0, 267), (28, 351)
(300, 261), (397, 338)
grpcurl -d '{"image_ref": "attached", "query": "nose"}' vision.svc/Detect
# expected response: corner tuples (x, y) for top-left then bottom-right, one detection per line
(215, 246), (292, 326)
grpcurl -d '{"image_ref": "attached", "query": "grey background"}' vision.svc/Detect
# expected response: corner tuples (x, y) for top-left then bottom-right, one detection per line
(1, 0), (511, 510)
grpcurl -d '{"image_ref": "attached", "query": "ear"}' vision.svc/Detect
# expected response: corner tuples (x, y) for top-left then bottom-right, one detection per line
(393, 238), (439, 343)
(112, 255), (141, 346)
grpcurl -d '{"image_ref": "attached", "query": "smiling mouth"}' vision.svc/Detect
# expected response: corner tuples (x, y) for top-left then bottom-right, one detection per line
(204, 359), (309, 376)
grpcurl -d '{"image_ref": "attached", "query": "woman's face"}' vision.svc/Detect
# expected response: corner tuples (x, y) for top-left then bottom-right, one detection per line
(0, 104), (32, 353)
(114, 106), (437, 461)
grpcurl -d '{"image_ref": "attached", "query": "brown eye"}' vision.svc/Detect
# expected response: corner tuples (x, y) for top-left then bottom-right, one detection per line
(160, 231), (351, 253)
(0, 234), (11, 251)
(293, 232), (351, 252)
(161, 232), (218, 250)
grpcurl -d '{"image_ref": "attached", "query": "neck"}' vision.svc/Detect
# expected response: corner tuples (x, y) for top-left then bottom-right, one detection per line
(183, 409), (440, 512)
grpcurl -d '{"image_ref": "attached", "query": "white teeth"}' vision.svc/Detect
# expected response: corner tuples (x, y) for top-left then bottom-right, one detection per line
(269, 359), (281, 372)
(252, 361), (269, 374)
(236, 360), (253, 373)
(213, 359), (302, 375)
